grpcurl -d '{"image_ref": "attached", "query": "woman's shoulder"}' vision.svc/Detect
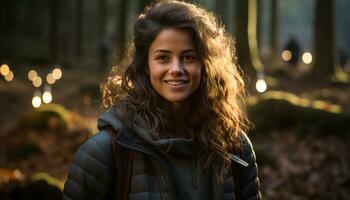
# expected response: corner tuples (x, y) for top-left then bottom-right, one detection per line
(73, 130), (114, 169)
(62, 130), (115, 200)
(238, 132), (256, 159)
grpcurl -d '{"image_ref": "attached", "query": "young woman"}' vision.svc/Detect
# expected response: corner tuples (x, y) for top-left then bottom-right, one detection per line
(62, 1), (261, 199)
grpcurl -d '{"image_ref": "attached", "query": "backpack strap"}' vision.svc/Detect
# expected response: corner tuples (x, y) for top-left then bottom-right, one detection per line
(106, 126), (134, 200)
(231, 148), (244, 200)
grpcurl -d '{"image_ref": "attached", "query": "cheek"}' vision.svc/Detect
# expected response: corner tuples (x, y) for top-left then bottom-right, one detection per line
(192, 66), (202, 87)
(148, 62), (161, 86)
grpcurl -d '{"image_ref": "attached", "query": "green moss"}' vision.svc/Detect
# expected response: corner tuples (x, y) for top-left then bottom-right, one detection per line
(20, 104), (69, 131)
(248, 98), (350, 136)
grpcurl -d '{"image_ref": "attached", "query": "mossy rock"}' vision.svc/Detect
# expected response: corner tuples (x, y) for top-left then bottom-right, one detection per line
(20, 104), (69, 131)
(248, 98), (350, 136)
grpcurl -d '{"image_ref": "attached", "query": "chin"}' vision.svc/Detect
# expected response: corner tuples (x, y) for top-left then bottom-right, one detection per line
(164, 95), (188, 105)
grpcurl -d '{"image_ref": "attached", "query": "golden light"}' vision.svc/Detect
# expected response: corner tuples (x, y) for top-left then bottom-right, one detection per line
(302, 52), (313, 64)
(32, 91), (42, 108)
(4, 71), (14, 82)
(282, 50), (292, 62)
(28, 70), (37, 81)
(111, 75), (122, 85)
(42, 91), (52, 104)
(256, 79), (267, 93)
(32, 76), (42, 88)
(46, 73), (56, 84)
(52, 68), (62, 80)
(1, 64), (10, 76)
(312, 100), (326, 110)
(42, 85), (52, 104)
(299, 98), (311, 107)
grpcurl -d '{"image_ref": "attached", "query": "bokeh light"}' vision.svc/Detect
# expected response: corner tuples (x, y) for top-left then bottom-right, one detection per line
(32, 91), (42, 108)
(42, 91), (53, 104)
(33, 76), (42, 88)
(282, 50), (292, 62)
(1, 64), (10, 76)
(302, 52), (313, 64)
(52, 68), (62, 80)
(28, 70), (38, 81)
(4, 70), (14, 82)
(46, 73), (56, 84)
(42, 84), (52, 104)
(256, 79), (267, 93)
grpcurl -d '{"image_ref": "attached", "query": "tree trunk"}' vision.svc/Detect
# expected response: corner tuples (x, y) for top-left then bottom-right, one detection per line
(270, 0), (278, 56)
(2, 0), (14, 59)
(75, 0), (83, 58)
(311, 0), (335, 80)
(99, 0), (107, 42)
(49, 0), (59, 62)
(215, 0), (226, 24)
(114, 0), (127, 54)
(235, 0), (263, 80)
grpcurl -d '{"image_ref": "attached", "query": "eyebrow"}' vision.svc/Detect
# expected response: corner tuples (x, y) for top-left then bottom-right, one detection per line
(153, 49), (197, 54)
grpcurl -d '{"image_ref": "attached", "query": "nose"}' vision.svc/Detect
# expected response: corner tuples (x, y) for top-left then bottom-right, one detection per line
(169, 58), (184, 75)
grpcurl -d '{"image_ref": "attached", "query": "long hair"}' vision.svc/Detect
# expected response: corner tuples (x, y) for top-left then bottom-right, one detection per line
(101, 0), (249, 182)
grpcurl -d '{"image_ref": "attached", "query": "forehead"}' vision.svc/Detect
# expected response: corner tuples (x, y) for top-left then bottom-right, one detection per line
(149, 28), (195, 52)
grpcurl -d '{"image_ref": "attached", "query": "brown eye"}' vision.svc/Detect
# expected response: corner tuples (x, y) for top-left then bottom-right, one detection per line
(157, 55), (169, 62)
(183, 55), (197, 62)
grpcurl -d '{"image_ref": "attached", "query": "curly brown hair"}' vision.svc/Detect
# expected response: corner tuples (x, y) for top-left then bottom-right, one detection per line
(100, 0), (249, 181)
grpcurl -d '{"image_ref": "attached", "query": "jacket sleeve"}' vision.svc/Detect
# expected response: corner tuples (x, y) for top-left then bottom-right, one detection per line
(240, 133), (262, 200)
(62, 130), (114, 200)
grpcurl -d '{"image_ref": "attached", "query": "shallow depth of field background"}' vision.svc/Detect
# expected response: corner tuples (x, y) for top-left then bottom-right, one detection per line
(1, 0), (350, 199)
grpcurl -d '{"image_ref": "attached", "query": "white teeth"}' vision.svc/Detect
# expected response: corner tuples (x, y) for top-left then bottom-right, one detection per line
(164, 81), (187, 86)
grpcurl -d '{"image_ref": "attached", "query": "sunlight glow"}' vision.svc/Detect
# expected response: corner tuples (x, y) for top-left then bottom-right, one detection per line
(32, 91), (42, 108)
(42, 85), (52, 104)
(52, 68), (62, 80)
(46, 73), (56, 84)
(33, 76), (42, 88)
(28, 70), (38, 81)
(256, 79), (267, 93)
(302, 52), (313, 64)
(4, 71), (14, 82)
(282, 50), (292, 62)
(42, 91), (52, 104)
(1, 64), (10, 76)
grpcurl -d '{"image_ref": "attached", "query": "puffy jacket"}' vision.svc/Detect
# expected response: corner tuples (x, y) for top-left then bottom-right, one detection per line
(62, 110), (261, 200)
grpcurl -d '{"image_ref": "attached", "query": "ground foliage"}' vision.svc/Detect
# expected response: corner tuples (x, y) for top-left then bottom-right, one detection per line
(252, 132), (350, 200)
(1, 74), (350, 199)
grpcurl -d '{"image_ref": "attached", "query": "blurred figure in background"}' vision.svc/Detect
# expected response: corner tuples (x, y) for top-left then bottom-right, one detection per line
(284, 36), (301, 67)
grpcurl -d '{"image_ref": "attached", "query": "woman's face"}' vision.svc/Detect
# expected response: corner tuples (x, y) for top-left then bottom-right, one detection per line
(148, 28), (202, 106)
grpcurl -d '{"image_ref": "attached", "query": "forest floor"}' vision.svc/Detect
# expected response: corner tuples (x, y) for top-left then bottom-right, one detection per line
(1, 65), (350, 199)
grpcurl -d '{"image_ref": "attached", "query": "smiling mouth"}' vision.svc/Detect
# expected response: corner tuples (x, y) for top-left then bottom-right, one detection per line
(164, 80), (189, 86)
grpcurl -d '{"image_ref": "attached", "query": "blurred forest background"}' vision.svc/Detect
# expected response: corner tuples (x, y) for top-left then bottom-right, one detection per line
(1, 0), (350, 199)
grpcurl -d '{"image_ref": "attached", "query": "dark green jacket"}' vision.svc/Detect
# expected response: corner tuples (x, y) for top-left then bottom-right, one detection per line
(62, 110), (261, 200)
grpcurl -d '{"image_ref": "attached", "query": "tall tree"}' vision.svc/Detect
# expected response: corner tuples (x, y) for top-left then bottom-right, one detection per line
(1, 0), (14, 59)
(235, 0), (264, 80)
(270, 0), (278, 57)
(99, 0), (107, 42)
(215, 0), (226, 24)
(114, 0), (127, 54)
(49, 0), (59, 62)
(75, 0), (83, 58)
(311, 0), (335, 80)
